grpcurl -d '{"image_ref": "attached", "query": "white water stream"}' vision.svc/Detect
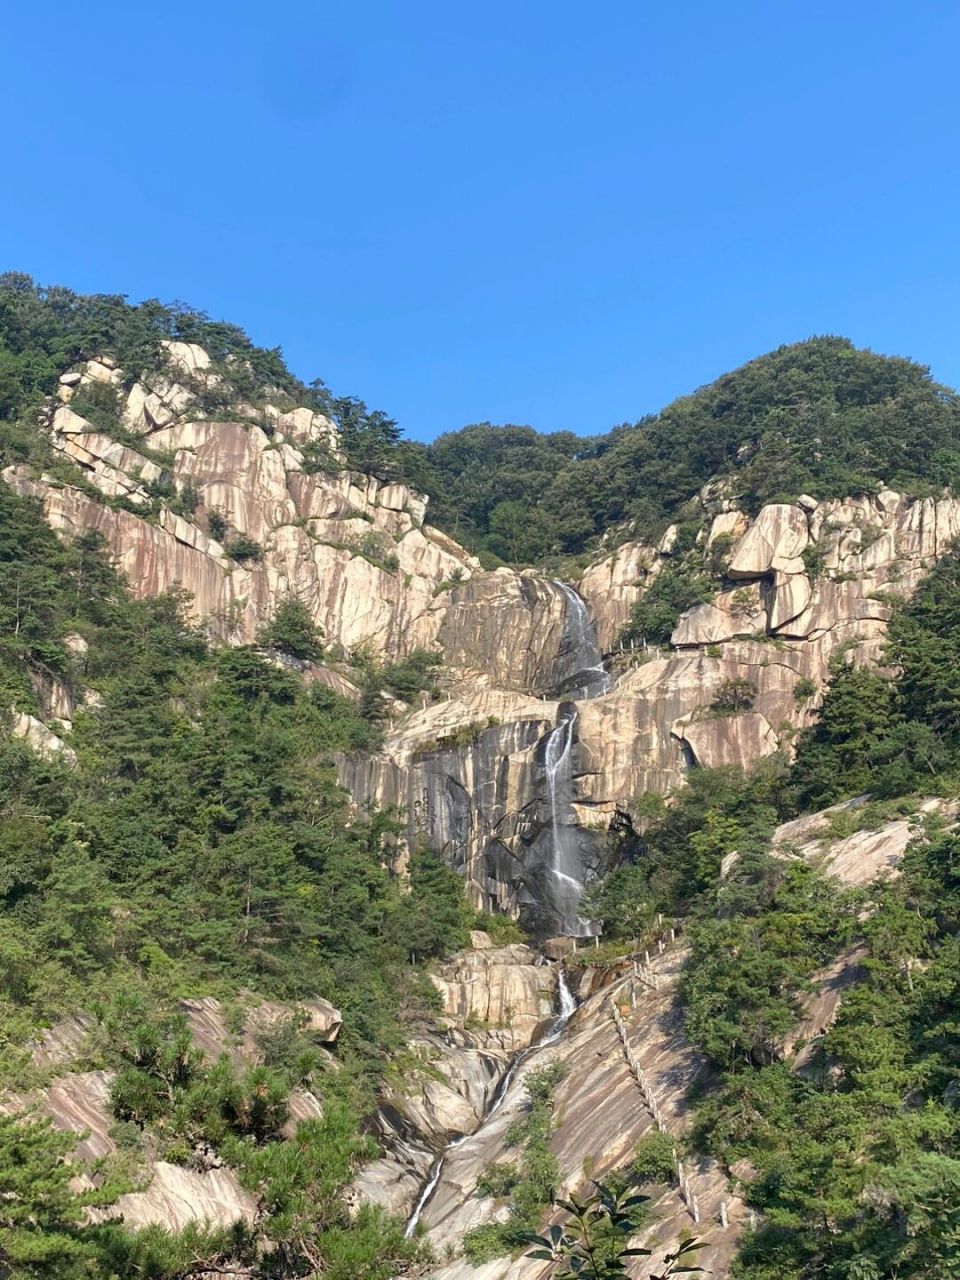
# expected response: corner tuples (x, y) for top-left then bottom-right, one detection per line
(543, 709), (587, 934)
(552, 581), (611, 699)
(404, 584), (603, 1237)
(403, 967), (578, 1238)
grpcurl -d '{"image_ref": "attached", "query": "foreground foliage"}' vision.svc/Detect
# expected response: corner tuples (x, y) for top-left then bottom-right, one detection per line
(521, 1181), (703, 1279)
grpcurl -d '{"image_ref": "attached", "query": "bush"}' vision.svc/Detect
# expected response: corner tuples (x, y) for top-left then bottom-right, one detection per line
(620, 566), (713, 647)
(711, 677), (757, 715)
(226, 533), (263, 563)
(792, 676), (817, 703)
(631, 1130), (677, 1184)
(207, 509), (227, 541)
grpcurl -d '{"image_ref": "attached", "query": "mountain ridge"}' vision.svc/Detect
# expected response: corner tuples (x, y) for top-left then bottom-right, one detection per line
(3, 277), (960, 1280)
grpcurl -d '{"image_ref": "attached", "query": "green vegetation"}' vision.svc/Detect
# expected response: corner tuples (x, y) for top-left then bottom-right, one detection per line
(8, 275), (960, 569)
(589, 552), (960, 1278)
(0, 485), (468, 1273)
(630, 1130), (678, 1186)
(9, 273), (960, 1277)
(520, 1180), (702, 1279)
(0, 273), (405, 481)
(403, 337), (960, 561)
(225, 532), (264, 562)
(710, 676), (758, 716)
(259, 595), (324, 662)
(789, 545), (960, 811)
(351, 644), (443, 717)
(620, 563), (715, 647)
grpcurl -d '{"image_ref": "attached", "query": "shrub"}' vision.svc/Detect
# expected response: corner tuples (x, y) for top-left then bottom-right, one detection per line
(631, 1130), (677, 1184)
(792, 676), (817, 703)
(226, 533), (263, 563)
(620, 565), (713, 647)
(207, 509), (227, 541)
(711, 677), (757, 715)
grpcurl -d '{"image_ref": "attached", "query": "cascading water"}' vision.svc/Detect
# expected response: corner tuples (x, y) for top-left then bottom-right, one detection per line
(552, 581), (611, 699)
(540, 966), (577, 1044)
(403, 965), (578, 1238)
(402, 587), (602, 1238)
(536, 582), (612, 935)
(542, 707), (588, 935)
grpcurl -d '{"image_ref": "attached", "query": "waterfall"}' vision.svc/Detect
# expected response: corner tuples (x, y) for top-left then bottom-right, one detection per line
(537, 582), (610, 935)
(542, 707), (585, 934)
(552, 581), (610, 699)
(403, 964), (578, 1238)
(404, 1157), (444, 1238)
(489, 969), (576, 1119)
(540, 967), (577, 1045)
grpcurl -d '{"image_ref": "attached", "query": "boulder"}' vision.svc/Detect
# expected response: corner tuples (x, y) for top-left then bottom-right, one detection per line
(728, 503), (808, 578)
(430, 946), (556, 1050)
(671, 603), (746, 647)
(767, 570), (813, 631)
(11, 712), (76, 766)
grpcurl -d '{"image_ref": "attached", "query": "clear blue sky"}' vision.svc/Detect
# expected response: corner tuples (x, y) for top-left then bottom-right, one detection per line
(5, 1), (959, 441)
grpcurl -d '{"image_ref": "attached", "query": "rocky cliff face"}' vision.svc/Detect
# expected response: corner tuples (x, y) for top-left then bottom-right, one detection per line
(10, 340), (960, 936)
(337, 488), (960, 929)
(404, 798), (950, 1280)
(11, 339), (960, 1274)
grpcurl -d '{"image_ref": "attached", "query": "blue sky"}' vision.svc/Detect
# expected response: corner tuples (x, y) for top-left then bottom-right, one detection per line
(5, 1), (959, 441)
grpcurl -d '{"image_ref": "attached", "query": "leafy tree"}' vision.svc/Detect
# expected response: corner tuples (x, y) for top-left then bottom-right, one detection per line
(259, 596), (324, 662)
(711, 677), (757, 715)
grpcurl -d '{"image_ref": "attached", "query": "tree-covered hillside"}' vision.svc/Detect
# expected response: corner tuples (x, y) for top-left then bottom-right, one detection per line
(412, 338), (960, 562)
(5, 275), (960, 570)
(0, 475), (475, 1277)
(586, 549), (960, 1280)
(0, 273), (403, 479)
(5, 273), (960, 1279)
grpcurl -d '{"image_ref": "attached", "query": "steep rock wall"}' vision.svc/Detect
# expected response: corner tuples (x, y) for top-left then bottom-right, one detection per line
(337, 690), (611, 930)
(354, 487), (960, 890)
(4, 348), (572, 682)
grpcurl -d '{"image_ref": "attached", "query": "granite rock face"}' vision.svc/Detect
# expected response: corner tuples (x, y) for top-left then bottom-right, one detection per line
(10, 342), (960, 935)
(1, 989), (341, 1234)
(6, 345), (578, 689)
(409, 802), (944, 1280)
(336, 487), (960, 925)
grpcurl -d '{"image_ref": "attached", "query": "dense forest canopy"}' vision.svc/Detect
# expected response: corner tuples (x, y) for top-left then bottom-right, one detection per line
(410, 338), (960, 562)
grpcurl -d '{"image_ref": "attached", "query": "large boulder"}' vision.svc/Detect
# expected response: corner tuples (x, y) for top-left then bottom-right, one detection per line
(728, 503), (809, 578)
